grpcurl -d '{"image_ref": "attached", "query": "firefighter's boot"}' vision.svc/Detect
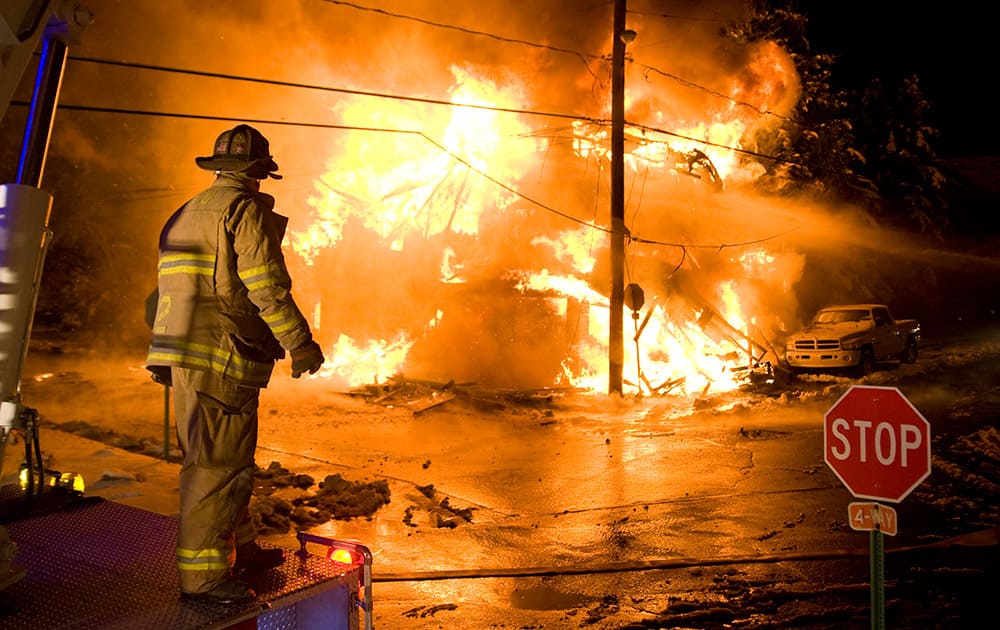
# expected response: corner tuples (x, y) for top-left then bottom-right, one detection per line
(181, 575), (255, 605)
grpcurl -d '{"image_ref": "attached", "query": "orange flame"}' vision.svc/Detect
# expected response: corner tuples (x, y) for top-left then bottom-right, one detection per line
(318, 333), (415, 390)
(290, 51), (797, 396)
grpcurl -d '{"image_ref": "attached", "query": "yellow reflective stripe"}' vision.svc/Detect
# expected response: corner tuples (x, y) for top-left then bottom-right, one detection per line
(148, 341), (216, 368)
(147, 349), (213, 371)
(238, 263), (275, 291)
(159, 253), (215, 276)
(177, 547), (230, 572)
(262, 309), (296, 334)
(148, 340), (272, 383)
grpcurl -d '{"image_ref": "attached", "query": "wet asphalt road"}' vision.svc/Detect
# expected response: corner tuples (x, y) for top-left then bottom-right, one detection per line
(251, 373), (870, 628)
(18, 323), (1000, 627)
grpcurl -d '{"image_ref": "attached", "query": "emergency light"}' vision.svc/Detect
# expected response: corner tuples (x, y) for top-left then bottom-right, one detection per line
(19, 465), (84, 494)
(328, 546), (363, 565)
(296, 531), (374, 630)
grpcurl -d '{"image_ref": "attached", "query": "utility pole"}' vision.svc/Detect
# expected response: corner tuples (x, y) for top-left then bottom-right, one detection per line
(608, 0), (626, 395)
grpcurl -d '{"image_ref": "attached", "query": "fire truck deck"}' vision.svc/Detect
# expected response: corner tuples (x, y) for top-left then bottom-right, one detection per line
(0, 486), (362, 629)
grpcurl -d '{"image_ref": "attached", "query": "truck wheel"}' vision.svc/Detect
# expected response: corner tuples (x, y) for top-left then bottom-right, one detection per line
(900, 338), (918, 364)
(782, 365), (800, 383)
(855, 349), (876, 378)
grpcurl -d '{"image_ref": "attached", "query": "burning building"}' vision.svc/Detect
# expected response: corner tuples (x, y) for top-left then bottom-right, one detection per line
(3, 1), (837, 398)
(276, 8), (808, 397)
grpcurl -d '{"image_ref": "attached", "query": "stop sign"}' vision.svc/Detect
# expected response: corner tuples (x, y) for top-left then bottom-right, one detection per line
(824, 385), (931, 503)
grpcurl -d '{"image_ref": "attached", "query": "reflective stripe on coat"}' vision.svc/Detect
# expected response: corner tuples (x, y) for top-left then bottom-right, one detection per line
(146, 174), (313, 387)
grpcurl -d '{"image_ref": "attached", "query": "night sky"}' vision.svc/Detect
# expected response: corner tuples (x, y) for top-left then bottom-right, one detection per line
(803, 1), (996, 157)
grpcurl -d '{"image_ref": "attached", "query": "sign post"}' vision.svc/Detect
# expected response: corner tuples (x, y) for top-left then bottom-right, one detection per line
(824, 385), (931, 630)
(870, 528), (884, 628)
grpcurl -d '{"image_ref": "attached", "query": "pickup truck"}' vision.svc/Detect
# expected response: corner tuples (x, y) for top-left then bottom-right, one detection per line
(784, 304), (921, 377)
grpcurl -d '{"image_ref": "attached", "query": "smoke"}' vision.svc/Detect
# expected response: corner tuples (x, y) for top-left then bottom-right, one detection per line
(9, 1), (991, 390)
(265, 0), (810, 389)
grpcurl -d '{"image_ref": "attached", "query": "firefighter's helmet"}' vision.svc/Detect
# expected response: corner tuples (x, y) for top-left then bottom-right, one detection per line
(195, 124), (282, 179)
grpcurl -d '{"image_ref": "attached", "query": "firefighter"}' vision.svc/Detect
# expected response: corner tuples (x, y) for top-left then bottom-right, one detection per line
(146, 124), (325, 604)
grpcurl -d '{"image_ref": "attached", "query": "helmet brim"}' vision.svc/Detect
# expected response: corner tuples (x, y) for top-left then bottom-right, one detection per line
(195, 156), (281, 179)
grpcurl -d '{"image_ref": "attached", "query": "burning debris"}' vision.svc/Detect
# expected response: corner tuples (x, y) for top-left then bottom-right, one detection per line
(355, 378), (458, 414)
(274, 35), (807, 400)
(335, 269), (792, 408)
(348, 375), (583, 413)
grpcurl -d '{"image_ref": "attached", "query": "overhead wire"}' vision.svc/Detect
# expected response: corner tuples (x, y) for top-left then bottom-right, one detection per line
(18, 99), (611, 233)
(316, 0), (803, 126)
(316, 0), (607, 78)
(625, 10), (727, 23)
(418, 134), (611, 233)
(67, 55), (598, 125)
(10, 95), (798, 251)
(630, 227), (802, 250)
(296, 1), (808, 346)
(318, 0), (605, 61)
(27, 3), (808, 255)
(622, 3), (803, 125)
(66, 54), (801, 166)
(632, 61), (803, 126)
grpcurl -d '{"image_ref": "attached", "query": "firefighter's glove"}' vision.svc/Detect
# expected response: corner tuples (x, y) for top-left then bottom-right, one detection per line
(290, 340), (325, 378)
(146, 365), (172, 387)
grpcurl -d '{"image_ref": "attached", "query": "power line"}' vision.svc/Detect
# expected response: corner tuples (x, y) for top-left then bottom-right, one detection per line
(313, 0), (801, 126)
(419, 134), (607, 233)
(12, 47), (803, 252)
(13, 98), (387, 132)
(317, 0), (606, 71)
(629, 226), (802, 250)
(625, 9), (729, 23)
(626, 120), (795, 164)
(67, 55), (597, 125)
(17, 98), (798, 251)
(18, 99), (611, 232)
(633, 61), (802, 126)
(64, 56), (799, 166)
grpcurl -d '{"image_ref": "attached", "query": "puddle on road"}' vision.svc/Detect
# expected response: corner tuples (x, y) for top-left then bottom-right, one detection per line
(509, 583), (593, 610)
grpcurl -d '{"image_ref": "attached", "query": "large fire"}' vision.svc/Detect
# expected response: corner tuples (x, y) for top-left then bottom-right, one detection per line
(286, 37), (802, 397)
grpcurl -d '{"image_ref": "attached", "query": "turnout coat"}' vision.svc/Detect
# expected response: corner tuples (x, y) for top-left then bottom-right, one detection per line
(146, 173), (312, 387)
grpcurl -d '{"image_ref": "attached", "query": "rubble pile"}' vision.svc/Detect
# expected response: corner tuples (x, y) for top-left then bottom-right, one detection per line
(250, 463), (390, 535)
(349, 375), (581, 414)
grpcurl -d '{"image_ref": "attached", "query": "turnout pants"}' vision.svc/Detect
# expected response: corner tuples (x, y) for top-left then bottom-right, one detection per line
(172, 367), (260, 594)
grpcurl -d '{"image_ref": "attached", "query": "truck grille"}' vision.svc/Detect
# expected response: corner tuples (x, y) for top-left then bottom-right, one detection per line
(793, 339), (840, 351)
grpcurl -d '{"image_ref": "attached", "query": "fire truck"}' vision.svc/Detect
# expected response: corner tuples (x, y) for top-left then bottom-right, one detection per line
(0, 3), (372, 628)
